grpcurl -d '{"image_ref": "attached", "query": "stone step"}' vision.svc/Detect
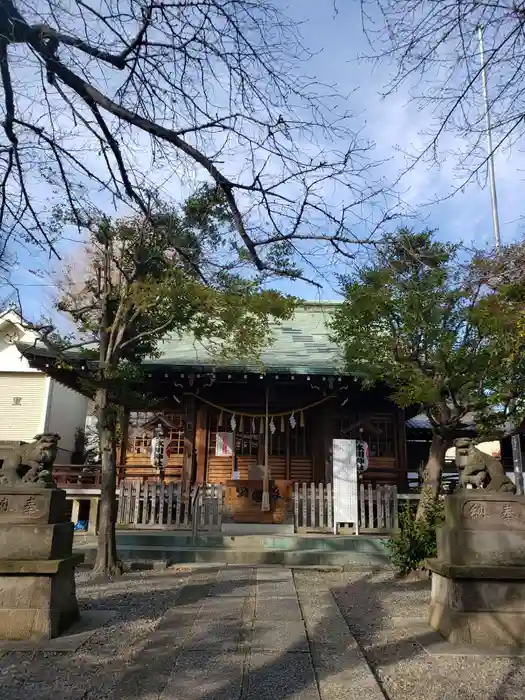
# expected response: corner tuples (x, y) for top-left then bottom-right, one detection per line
(78, 544), (390, 567)
(220, 523), (295, 535)
(113, 532), (389, 554)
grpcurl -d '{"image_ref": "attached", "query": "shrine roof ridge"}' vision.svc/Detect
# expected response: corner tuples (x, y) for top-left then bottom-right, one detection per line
(18, 302), (349, 376)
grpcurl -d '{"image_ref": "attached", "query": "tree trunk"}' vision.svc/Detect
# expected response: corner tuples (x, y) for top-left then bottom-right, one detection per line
(415, 432), (450, 521)
(92, 386), (123, 578)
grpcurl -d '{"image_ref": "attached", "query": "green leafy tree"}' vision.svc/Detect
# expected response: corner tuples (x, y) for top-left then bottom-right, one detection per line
(468, 243), (525, 439)
(51, 186), (294, 577)
(330, 229), (525, 519)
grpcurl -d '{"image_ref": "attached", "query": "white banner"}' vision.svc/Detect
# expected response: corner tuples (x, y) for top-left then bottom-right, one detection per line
(332, 438), (359, 534)
(150, 437), (169, 467)
(216, 432), (234, 457)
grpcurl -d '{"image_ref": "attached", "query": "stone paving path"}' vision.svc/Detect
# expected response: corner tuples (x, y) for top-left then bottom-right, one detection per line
(114, 567), (385, 700)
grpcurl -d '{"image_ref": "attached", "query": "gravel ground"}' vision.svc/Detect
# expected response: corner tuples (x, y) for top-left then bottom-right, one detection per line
(294, 568), (525, 700)
(0, 567), (192, 700)
(3, 567), (525, 700)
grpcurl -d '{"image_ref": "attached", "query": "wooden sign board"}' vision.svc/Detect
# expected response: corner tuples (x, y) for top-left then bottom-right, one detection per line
(332, 438), (359, 535)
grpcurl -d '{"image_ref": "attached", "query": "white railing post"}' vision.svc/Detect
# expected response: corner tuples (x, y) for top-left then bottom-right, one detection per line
(116, 481), (124, 523)
(367, 484), (374, 529)
(294, 482), (299, 530)
(326, 482), (333, 530)
(302, 483), (307, 529)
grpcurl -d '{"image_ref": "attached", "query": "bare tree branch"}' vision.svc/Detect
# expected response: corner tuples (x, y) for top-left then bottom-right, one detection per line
(1, 0), (399, 285)
(360, 0), (525, 194)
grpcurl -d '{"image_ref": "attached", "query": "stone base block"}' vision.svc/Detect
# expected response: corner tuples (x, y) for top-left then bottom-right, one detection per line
(431, 567), (525, 612)
(442, 492), (525, 530)
(437, 526), (525, 566)
(429, 570), (525, 648)
(0, 521), (74, 560)
(0, 488), (67, 525)
(0, 556), (81, 640)
(429, 601), (525, 647)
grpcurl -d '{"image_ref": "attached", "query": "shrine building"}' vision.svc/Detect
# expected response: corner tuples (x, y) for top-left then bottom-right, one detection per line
(20, 302), (410, 491)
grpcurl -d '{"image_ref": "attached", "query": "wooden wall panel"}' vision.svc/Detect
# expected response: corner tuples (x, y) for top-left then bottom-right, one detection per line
(206, 456), (237, 483)
(268, 457), (286, 480)
(206, 456), (287, 484)
(125, 454), (184, 467)
(290, 458), (313, 482)
(360, 457), (398, 486)
(117, 463), (183, 483)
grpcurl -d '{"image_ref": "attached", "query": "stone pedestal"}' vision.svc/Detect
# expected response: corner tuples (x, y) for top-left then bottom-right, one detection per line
(0, 487), (83, 641)
(427, 492), (525, 648)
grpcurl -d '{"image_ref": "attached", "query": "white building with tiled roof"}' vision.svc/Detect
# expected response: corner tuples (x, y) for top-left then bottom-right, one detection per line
(0, 310), (89, 462)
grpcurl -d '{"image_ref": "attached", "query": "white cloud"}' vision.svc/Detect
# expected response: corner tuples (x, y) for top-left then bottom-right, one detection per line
(287, 0), (525, 250)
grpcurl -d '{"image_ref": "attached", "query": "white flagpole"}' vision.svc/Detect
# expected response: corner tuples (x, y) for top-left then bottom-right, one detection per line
(478, 26), (523, 491)
(478, 24), (501, 251)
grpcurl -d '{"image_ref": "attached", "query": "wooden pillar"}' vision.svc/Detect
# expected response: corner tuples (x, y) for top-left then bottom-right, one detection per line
(231, 429), (237, 478)
(311, 407), (323, 483)
(118, 407), (130, 464)
(395, 407), (408, 489)
(285, 421), (291, 480)
(70, 498), (80, 525)
(324, 401), (337, 484)
(182, 395), (196, 484)
(195, 403), (208, 485)
(117, 406), (130, 484)
(88, 498), (99, 535)
(312, 401), (336, 484)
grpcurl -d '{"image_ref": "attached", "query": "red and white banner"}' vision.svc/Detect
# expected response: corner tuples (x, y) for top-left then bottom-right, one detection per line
(216, 432), (234, 457)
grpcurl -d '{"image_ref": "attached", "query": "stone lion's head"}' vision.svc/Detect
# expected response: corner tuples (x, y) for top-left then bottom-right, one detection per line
(32, 433), (61, 463)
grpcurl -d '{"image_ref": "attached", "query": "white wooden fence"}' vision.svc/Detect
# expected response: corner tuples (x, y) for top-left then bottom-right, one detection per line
(117, 480), (411, 533)
(116, 481), (223, 530)
(293, 482), (333, 530)
(294, 482), (403, 533)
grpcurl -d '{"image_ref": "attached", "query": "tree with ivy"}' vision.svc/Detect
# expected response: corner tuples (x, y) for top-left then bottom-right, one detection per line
(330, 229), (525, 520)
(49, 185), (294, 577)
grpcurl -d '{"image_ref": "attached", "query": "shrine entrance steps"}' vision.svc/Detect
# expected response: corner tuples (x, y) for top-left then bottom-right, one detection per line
(221, 523), (295, 535)
(75, 531), (391, 568)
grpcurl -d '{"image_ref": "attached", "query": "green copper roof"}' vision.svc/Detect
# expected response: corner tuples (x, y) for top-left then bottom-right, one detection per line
(150, 302), (345, 375)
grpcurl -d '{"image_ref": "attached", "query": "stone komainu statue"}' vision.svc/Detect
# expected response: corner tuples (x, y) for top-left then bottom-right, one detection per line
(454, 437), (516, 493)
(0, 433), (61, 488)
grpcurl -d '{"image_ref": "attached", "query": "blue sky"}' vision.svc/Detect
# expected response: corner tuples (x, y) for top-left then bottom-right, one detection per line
(6, 0), (524, 321)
